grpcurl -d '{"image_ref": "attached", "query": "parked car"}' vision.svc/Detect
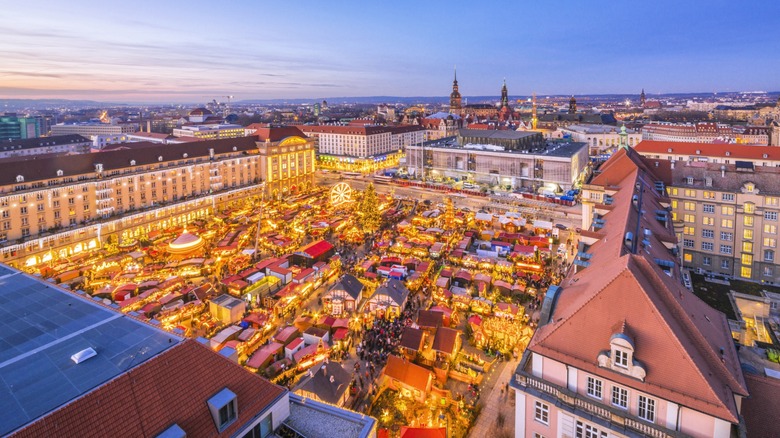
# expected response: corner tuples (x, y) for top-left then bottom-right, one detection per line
(555, 224), (568, 230)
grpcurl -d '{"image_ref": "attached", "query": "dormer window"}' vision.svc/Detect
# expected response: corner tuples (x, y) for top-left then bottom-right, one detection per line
(57, 170), (64, 177)
(686, 176), (693, 185)
(130, 160), (136, 166)
(597, 325), (647, 381)
(16, 175), (23, 183)
(158, 156), (163, 162)
(207, 388), (238, 432)
(746, 183), (755, 192)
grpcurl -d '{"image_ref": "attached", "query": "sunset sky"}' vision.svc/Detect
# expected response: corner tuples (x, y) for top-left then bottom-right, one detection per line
(1, 0), (778, 103)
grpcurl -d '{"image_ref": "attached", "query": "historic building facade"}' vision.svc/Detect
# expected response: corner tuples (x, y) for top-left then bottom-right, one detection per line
(518, 148), (749, 438)
(0, 129), (314, 268)
(665, 161), (780, 283)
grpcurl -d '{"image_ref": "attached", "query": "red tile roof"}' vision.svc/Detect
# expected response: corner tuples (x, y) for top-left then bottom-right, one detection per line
(634, 140), (780, 161)
(383, 355), (432, 393)
(400, 426), (447, 438)
(300, 125), (391, 136)
(11, 339), (285, 438)
(529, 148), (747, 423)
(742, 373), (780, 438)
(299, 240), (334, 259)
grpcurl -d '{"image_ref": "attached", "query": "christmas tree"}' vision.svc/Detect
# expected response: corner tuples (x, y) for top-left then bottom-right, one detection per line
(358, 182), (381, 234)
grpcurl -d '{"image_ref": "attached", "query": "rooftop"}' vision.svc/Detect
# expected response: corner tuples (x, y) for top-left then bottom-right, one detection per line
(635, 140), (780, 161)
(11, 339), (286, 438)
(416, 136), (587, 158)
(285, 393), (376, 438)
(0, 134), (91, 152)
(0, 266), (181, 436)
(524, 148), (747, 423)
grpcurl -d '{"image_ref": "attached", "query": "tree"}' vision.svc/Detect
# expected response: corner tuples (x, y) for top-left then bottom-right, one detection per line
(358, 182), (381, 234)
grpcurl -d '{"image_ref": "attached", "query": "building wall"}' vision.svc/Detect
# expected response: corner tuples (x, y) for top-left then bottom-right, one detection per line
(519, 352), (731, 438)
(51, 123), (139, 136)
(670, 184), (780, 283)
(406, 144), (586, 191)
(257, 138), (315, 199)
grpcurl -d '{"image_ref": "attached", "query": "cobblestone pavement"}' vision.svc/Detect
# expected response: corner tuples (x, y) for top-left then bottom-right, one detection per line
(467, 357), (519, 438)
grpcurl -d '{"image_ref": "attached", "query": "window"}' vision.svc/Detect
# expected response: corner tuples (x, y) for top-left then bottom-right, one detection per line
(764, 266), (774, 277)
(765, 250), (775, 262)
(745, 203), (755, 214)
(671, 200), (678, 209)
(684, 202), (696, 211)
(766, 211), (778, 221)
(612, 386), (629, 409)
(765, 224), (777, 234)
(669, 188), (678, 196)
(720, 245), (733, 255)
(614, 350), (629, 368)
(741, 266), (753, 278)
(586, 377), (602, 399)
(742, 254), (753, 265)
(703, 256), (712, 266)
(219, 402), (236, 428)
(721, 232), (733, 241)
(765, 238), (777, 248)
(721, 206), (734, 215)
(702, 216), (714, 226)
(722, 193), (735, 201)
(743, 241), (753, 253)
(684, 226), (695, 236)
(702, 242), (713, 251)
(638, 396), (656, 423)
(744, 229), (754, 240)
(534, 400), (549, 425)
(684, 214), (695, 223)
(684, 189), (696, 198)
(721, 259), (730, 269)
(242, 414), (273, 438)
(576, 421), (608, 438)
(702, 229), (714, 239)
(703, 191), (715, 199)
(721, 219), (733, 229)
(683, 239), (694, 248)
(744, 216), (754, 227)
(208, 388), (238, 432)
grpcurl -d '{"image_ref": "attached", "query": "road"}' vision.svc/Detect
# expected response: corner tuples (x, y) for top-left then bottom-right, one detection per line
(315, 172), (583, 230)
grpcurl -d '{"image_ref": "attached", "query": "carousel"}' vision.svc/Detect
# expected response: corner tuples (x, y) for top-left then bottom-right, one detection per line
(167, 228), (205, 257)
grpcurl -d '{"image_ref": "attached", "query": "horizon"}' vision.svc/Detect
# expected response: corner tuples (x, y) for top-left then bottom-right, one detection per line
(1, 1), (779, 103)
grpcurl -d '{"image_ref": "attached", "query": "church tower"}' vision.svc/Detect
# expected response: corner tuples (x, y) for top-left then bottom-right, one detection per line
(532, 92), (538, 130)
(499, 79), (512, 121)
(568, 96), (577, 114)
(640, 89), (646, 107)
(449, 67), (462, 114)
(500, 79), (509, 109)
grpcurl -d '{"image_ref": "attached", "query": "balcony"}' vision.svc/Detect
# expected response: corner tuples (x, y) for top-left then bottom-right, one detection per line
(515, 368), (687, 438)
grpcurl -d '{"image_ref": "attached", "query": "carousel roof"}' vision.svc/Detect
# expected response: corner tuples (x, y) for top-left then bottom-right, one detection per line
(167, 230), (204, 254)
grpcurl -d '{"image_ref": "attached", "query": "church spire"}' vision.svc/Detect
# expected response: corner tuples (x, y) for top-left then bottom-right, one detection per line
(449, 66), (462, 113)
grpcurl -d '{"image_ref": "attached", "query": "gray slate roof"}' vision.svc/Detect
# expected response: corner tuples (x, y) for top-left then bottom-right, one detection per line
(0, 267), (181, 436)
(331, 274), (364, 300)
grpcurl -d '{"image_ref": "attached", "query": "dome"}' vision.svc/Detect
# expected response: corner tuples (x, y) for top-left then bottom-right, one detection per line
(168, 229), (204, 254)
(189, 107), (213, 116)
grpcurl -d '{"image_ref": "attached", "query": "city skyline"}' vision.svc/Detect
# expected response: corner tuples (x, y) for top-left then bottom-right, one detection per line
(1, 0), (779, 103)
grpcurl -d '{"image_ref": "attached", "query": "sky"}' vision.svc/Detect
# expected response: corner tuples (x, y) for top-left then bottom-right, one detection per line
(1, 0), (779, 103)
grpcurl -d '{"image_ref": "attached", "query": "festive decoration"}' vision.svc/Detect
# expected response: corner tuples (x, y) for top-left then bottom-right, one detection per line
(358, 182), (381, 234)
